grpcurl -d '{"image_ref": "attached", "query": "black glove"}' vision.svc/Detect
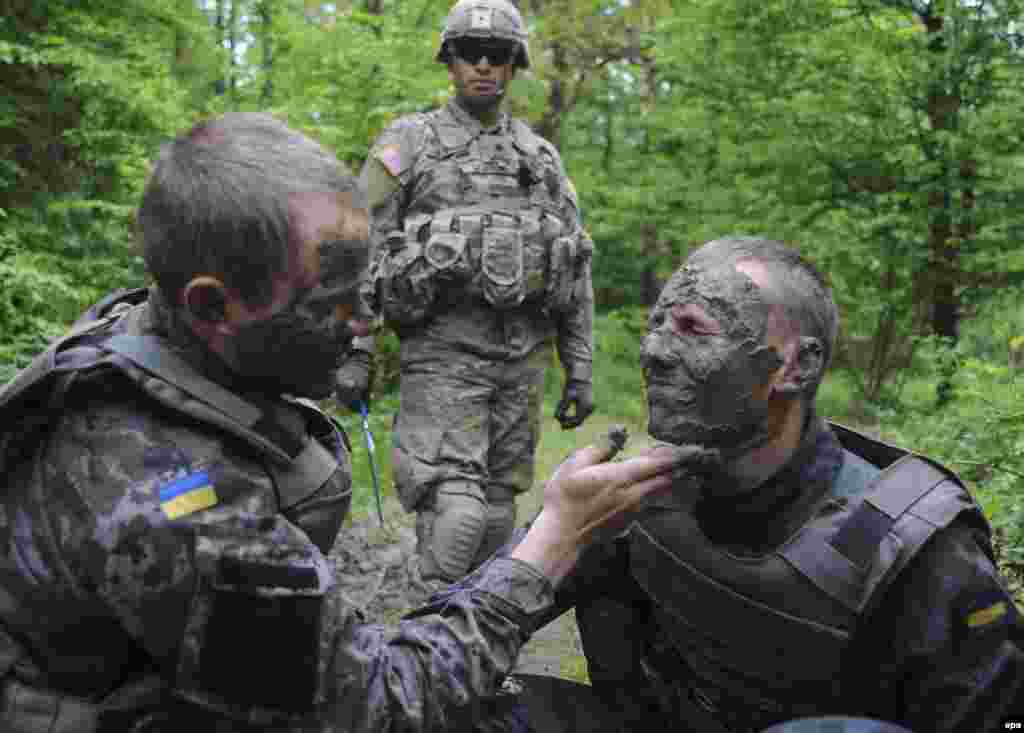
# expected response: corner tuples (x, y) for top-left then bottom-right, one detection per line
(555, 378), (594, 430)
(334, 350), (373, 408)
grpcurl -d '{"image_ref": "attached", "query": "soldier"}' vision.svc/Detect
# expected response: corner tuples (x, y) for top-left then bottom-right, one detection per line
(334, 0), (595, 584)
(472, 237), (1024, 732)
(0, 112), (699, 731)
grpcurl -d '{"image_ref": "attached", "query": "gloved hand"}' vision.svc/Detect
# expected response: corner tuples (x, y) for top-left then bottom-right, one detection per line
(334, 350), (373, 408)
(555, 378), (594, 430)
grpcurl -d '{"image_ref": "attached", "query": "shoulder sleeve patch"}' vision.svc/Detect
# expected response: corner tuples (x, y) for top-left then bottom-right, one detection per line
(159, 470), (218, 519)
(374, 145), (403, 178)
(959, 588), (1018, 632)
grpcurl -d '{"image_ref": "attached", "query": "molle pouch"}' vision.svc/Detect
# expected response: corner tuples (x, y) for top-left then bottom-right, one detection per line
(481, 225), (525, 309)
(179, 540), (331, 718)
(518, 212), (547, 300)
(540, 211), (565, 242)
(546, 234), (578, 312)
(380, 239), (436, 326)
(424, 232), (470, 280)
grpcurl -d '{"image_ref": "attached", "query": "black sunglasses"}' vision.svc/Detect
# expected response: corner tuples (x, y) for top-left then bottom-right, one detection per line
(452, 39), (516, 66)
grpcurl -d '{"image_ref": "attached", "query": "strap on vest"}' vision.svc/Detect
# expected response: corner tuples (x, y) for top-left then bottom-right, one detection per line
(72, 287), (149, 328)
(270, 437), (339, 510)
(104, 334), (262, 429)
(827, 421), (906, 468)
(784, 453), (972, 613)
(830, 455), (949, 571)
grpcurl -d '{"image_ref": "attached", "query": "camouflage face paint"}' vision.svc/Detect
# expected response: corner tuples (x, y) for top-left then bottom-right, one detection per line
(232, 215), (371, 399)
(640, 261), (784, 463)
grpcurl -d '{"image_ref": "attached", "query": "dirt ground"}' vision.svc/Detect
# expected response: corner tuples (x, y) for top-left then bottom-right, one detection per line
(328, 493), (585, 679)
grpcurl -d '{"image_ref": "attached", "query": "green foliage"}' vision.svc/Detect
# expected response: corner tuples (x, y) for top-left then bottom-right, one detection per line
(333, 390), (399, 519)
(0, 0), (209, 375)
(2, 0), (1024, 576)
(248, 1), (450, 168)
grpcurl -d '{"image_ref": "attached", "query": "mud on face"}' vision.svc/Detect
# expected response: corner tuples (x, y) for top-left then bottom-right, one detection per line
(640, 259), (784, 458)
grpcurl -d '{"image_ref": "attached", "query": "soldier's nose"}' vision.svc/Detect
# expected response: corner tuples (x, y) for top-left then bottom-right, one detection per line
(640, 333), (677, 370)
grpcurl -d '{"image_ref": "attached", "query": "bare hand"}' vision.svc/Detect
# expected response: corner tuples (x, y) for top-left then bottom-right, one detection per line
(545, 440), (715, 546)
(512, 435), (717, 584)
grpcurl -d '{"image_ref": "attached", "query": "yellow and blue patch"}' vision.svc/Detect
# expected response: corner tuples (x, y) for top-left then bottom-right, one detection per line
(159, 471), (218, 519)
(959, 588), (1018, 634)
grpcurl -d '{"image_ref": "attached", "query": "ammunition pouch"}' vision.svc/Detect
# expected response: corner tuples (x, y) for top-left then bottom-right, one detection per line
(375, 206), (590, 324)
(480, 220), (525, 309)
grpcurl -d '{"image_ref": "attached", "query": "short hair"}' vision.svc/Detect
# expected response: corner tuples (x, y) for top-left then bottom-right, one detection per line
(137, 112), (357, 306)
(688, 236), (840, 397)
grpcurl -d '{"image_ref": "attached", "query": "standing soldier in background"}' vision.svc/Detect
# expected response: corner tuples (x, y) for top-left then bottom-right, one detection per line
(336, 0), (596, 584)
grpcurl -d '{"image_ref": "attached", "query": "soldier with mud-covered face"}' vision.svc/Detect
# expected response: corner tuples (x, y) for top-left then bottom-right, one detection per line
(513, 237), (1024, 733)
(641, 239), (836, 496)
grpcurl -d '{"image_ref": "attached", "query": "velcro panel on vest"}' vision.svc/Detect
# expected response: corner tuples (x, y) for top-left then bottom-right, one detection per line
(631, 526), (850, 683)
(830, 456), (947, 571)
(779, 523), (867, 613)
(863, 474), (981, 607)
(433, 115), (474, 155)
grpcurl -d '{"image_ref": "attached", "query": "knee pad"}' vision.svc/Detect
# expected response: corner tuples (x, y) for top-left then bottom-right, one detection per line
(419, 483), (487, 582)
(473, 500), (517, 567)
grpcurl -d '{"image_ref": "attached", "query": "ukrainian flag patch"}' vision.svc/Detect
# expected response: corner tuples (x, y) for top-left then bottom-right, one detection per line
(960, 588), (1018, 633)
(159, 471), (218, 519)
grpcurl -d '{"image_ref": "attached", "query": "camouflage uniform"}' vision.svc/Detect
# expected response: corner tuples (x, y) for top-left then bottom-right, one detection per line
(0, 290), (556, 732)
(361, 96), (594, 581)
(506, 419), (1023, 733)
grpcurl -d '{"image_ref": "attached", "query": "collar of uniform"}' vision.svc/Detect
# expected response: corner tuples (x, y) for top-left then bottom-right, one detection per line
(446, 98), (510, 136)
(145, 285), (267, 399)
(143, 286), (309, 448)
(694, 415), (845, 554)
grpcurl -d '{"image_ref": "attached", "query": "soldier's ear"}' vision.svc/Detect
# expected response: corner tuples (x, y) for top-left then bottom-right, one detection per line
(774, 337), (824, 397)
(182, 276), (228, 325)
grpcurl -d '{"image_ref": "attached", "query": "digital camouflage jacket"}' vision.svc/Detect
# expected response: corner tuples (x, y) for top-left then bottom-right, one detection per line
(0, 290), (554, 732)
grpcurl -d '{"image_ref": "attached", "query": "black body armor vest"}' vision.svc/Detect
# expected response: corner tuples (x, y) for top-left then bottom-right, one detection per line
(600, 425), (988, 732)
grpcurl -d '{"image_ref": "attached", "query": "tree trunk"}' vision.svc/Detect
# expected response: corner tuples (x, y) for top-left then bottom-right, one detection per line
(537, 41), (566, 149)
(227, 0), (239, 102)
(920, 7), (965, 403)
(639, 58), (661, 306)
(214, 0), (226, 95)
(259, 0), (274, 105)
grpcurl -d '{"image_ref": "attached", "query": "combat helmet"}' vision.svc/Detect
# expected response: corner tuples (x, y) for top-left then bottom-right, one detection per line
(436, 0), (531, 69)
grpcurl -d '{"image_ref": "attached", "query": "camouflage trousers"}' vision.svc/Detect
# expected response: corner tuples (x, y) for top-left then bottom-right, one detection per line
(392, 338), (551, 578)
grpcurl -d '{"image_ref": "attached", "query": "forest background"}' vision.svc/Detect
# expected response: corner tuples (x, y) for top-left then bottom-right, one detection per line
(3, 0), (1024, 595)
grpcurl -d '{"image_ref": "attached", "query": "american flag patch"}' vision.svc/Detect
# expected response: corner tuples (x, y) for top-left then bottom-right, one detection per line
(376, 145), (403, 177)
